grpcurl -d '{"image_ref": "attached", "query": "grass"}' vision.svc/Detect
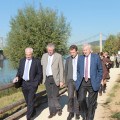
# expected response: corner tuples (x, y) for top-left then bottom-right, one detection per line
(112, 112), (120, 118)
(115, 102), (120, 105)
(109, 92), (115, 97)
(113, 84), (120, 90)
(105, 98), (112, 104)
(104, 76), (120, 119)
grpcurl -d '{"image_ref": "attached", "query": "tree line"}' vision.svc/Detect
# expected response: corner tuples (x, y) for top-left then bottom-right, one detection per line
(5, 4), (71, 69)
(103, 33), (120, 55)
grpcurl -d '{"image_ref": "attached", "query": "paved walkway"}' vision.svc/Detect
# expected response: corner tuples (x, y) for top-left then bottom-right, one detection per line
(19, 68), (120, 120)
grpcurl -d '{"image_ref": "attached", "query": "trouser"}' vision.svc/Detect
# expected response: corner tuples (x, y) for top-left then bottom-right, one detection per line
(77, 78), (98, 120)
(45, 76), (61, 114)
(68, 79), (79, 114)
(22, 80), (37, 119)
(116, 61), (119, 68)
(111, 61), (114, 68)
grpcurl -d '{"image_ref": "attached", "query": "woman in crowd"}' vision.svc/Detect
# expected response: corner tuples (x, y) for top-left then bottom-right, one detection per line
(99, 52), (112, 96)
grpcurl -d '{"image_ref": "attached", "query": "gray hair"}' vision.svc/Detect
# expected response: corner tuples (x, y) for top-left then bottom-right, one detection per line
(25, 47), (33, 53)
(46, 43), (55, 49)
(82, 43), (92, 50)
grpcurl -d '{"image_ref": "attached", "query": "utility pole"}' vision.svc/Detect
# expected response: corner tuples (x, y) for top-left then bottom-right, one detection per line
(0, 37), (3, 49)
(100, 33), (102, 52)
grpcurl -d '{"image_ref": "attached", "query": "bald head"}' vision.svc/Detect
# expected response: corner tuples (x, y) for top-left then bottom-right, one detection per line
(25, 47), (33, 59)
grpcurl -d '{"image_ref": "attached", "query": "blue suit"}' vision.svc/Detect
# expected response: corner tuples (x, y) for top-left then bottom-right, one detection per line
(76, 53), (103, 91)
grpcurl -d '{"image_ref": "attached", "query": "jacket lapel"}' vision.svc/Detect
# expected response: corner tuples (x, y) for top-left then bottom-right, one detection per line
(90, 53), (94, 76)
(22, 58), (26, 75)
(52, 53), (57, 65)
(70, 56), (73, 73)
(29, 57), (35, 76)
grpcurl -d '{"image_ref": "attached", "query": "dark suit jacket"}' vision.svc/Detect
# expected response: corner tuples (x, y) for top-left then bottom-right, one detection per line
(16, 57), (43, 87)
(65, 55), (79, 87)
(76, 53), (103, 91)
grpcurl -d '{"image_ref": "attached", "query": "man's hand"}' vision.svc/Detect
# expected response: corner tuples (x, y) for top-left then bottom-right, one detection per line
(13, 77), (18, 83)
(60, 82), (64, 88)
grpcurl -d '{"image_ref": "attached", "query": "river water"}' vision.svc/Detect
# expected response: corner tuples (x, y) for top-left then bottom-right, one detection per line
(0, 56), (69, 85)
(0, 60), (17, 85)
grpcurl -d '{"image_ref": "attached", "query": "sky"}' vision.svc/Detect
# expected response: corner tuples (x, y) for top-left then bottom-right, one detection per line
(0, 0), (120, 45)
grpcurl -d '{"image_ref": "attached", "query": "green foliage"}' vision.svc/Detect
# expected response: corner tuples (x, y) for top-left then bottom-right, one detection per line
(109, 93), (115, 97)
(113, 84), (120, 89)
(114, 32), (120, 53)
(5, 4), (71, 68)
(112, 112), (120, 118)
(103, 34), (117, 55)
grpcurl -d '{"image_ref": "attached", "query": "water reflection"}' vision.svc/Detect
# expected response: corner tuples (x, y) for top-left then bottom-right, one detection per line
(0, 60), (17, 85)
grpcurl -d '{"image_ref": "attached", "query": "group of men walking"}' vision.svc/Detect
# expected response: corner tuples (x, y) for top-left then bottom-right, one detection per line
(13, 43), (103, 120)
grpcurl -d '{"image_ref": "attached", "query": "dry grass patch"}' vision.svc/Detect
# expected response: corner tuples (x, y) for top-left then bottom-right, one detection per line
(104, 76), (120, 119)
(0, 84), (45, 119)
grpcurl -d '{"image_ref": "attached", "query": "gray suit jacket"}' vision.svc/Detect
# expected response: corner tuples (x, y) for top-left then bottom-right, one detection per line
(65, 56), (73, 87)
(65, 55), (79, 87)
(41, 52), (64, 86)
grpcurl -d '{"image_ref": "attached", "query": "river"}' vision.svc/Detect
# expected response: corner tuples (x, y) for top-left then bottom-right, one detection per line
(0, 60), (17, 85)
(0, 56), (69, 85)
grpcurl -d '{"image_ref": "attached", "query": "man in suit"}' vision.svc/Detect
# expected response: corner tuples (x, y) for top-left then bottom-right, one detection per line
(13, 48), (42, 120)
(76, 44), (103, 120)
(65, 45), (80, 120)
(41, 43), (64, 118)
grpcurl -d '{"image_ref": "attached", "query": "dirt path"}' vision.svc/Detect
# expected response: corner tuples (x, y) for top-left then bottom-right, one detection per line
(94, 68), (120, 120)
(19, 68), (120, 120)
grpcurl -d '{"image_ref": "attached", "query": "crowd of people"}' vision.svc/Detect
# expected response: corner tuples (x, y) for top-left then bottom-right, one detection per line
(13, 43), (118, 120)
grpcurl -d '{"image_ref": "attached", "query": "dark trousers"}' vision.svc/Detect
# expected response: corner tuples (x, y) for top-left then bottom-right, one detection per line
(68, 79), (79, 114)
(116, 61), (119, 68)
(45, 76), (61, 114)
(111, 61), (114, 68)
(77, 78), (98, 120)
(22, 80), (37, 119)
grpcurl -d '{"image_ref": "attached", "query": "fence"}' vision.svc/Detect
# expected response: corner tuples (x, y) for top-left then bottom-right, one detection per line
(0, 83), (67, 120)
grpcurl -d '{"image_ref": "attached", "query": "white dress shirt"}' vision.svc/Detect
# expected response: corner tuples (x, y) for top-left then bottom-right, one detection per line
(84, 53), (91, 78)
(23, 59), (32, 80)
(72, 54), (78, 81)
(46, 54), (54, 76)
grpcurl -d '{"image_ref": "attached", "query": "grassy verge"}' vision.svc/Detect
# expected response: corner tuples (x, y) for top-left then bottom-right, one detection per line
(104, 77), (120, 119)
(0, 84), (45, 119)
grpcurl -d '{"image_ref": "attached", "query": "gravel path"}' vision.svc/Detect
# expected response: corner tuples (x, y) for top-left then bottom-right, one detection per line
(19, 68), (120, 120)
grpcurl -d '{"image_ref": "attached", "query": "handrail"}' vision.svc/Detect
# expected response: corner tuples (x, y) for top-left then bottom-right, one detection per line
(0, 82), (67, 120)
(0, 83), (14, 91)
(4, 87), (67, 120)
(0, 90), (46, 114)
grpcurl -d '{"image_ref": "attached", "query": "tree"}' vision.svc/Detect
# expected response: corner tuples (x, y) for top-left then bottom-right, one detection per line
(5, 4), (71, 68)
(103, 34), (117, 55)
(114, 32), (120, 54)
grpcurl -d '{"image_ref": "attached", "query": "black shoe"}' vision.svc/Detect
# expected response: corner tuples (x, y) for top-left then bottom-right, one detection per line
(76, 114), (80, 120)
(57, 109), (62, 116)
(67, 113), (74, 120)
(48, 113), (56, 118)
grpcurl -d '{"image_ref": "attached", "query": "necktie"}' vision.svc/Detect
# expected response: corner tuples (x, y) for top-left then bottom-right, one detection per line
(24, 60), (30, 81)
(85, 56), (88, 82)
